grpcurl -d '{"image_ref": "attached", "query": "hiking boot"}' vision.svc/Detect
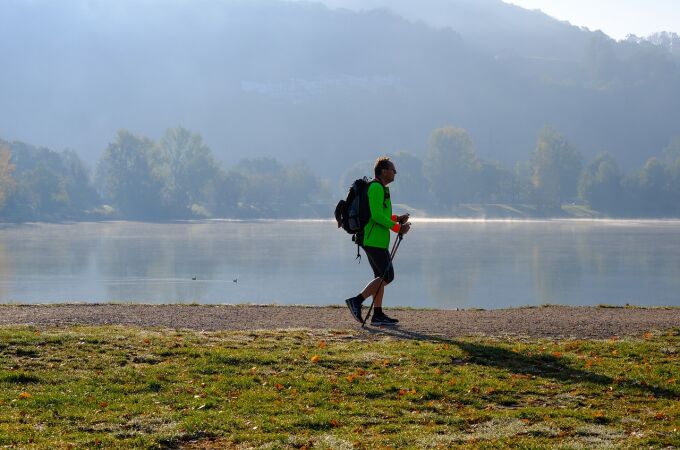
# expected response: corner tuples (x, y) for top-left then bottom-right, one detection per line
(370, 311), (399, 326)
(345, 296), (363, 323)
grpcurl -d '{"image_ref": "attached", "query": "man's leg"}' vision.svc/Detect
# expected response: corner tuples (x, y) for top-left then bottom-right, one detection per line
(346, 246), (393, 323)
(360, 277), (389, 307)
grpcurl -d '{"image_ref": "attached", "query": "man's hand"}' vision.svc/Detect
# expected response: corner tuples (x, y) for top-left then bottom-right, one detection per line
(400, 222), (411, 235)
(397, 213), (410, 224)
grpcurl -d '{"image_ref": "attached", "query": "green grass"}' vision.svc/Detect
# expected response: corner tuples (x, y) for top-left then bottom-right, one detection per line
(0, 326), (678, 449)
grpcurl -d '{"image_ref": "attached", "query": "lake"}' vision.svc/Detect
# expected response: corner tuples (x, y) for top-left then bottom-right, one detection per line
(0, 220), (678, 309)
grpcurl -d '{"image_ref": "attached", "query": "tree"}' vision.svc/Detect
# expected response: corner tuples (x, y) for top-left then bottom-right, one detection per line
(513, 161), (534, 204)
(530, 127), (582, 212)
(205, 169), (245, 215)
(96, 130), (165, 219)
(423, 126), (480, 208)
(339, 160), (373, 196)
(19, 162), (69, 215)
(1, 141), (98, 219)
(0, 142), (16, 210)
(578, 153), (622, 213)
(664, 137), (680, 213)
(476, 159), (515, 204)
(585, 32), (619, 82)
(638, 157), (672, 215)
(388, 151), (432, 208)
(233, 157), (285, 210)
(156, 127), (221, 214)
(284, 162), (323, 203)
(60, 149), (100, 213)
(662, 136), (680, 164)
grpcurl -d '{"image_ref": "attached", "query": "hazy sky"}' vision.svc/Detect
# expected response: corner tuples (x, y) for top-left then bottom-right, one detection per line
(503, 0), (680, 40)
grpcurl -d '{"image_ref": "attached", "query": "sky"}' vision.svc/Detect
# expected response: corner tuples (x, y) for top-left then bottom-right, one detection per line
(502, 0), (680, 40)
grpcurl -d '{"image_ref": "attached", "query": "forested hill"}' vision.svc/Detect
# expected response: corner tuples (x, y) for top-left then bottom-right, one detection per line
(310, 0), (594, 60)
(1, 0), (679, 177)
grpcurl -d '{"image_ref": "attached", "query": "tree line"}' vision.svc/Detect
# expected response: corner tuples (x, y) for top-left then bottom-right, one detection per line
(1, 125), (680, 221)
(343, 126), (680, 218)
(0, 127), (330, 221)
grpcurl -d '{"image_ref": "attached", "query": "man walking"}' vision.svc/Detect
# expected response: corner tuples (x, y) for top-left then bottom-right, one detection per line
(345, 156), (410, 326)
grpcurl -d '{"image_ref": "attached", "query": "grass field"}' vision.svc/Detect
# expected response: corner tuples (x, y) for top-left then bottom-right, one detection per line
(0, 326), (677, 449)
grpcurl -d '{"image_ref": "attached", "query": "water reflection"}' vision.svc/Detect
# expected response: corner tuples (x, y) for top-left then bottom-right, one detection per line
(0, 220), (678, 307)
(0, 242), (10, 300)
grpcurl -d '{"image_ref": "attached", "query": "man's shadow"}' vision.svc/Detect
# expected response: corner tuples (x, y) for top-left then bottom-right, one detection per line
(365, 325), (678, 400)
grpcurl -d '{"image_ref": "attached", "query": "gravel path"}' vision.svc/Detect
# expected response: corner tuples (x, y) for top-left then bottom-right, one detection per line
(0, 304), (678, 339)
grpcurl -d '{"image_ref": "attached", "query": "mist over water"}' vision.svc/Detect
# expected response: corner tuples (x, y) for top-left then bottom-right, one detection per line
(0, 220), (678, 308)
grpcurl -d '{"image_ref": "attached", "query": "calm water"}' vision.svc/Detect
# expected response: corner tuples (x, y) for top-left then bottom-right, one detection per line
(0, 220), (679, 309)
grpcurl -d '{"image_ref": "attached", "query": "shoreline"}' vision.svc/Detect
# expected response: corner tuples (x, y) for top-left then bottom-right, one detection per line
(1, 304), (678, 339)
(4, 217), (680, 225)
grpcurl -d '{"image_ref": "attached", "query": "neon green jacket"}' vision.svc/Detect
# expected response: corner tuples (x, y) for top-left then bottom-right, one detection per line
(363, 181), (401, 249)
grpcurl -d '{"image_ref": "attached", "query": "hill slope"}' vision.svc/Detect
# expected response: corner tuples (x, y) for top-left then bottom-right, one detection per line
(0, 0), (678, 176)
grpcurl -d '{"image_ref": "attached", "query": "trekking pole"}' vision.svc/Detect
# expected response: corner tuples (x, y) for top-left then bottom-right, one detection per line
(361, 233), (404, 327)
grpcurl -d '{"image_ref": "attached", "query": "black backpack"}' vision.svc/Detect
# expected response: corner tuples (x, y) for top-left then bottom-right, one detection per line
(335, 177), (374, 235)
(335, 177), (382, 260)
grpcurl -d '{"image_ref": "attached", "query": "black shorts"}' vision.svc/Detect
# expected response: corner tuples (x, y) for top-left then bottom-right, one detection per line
(362, 245), (394, 283)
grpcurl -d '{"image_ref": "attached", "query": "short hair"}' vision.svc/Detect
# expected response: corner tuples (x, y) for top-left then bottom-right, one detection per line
(374, 156), (392, 178)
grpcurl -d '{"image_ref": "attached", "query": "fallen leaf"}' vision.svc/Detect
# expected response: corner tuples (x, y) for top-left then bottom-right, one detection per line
(18, 392), (32, 399)
(356, 368), (367, 376)
(330, 419), (339, 427)
(643, 332), (654, 340)
(552, 352), (562, 358)
(318, 341), (327, 349)
(434, 368), (443, 375)
(310, 355), (321, 363)
(98, 402), (108, 408)
(511, 374), (530, 380)
(564, 341), (580, 351)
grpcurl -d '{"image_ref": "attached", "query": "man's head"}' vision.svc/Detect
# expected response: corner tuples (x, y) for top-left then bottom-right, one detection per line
(374, 156), (397, 184)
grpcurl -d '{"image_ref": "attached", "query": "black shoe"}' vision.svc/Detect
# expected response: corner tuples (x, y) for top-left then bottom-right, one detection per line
(345, 296), (363, 323)
(370, 312), (399, 326)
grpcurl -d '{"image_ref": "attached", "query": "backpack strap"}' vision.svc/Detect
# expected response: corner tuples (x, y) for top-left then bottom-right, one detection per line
(370, 179), (388, 207)
(352, 233), (362, 263)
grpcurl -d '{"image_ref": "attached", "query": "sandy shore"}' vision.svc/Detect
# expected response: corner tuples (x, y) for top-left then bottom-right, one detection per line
(0, 304), (678, 339)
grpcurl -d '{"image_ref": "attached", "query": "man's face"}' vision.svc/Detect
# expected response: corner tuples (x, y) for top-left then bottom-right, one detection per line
(383, 162), (397, 184)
